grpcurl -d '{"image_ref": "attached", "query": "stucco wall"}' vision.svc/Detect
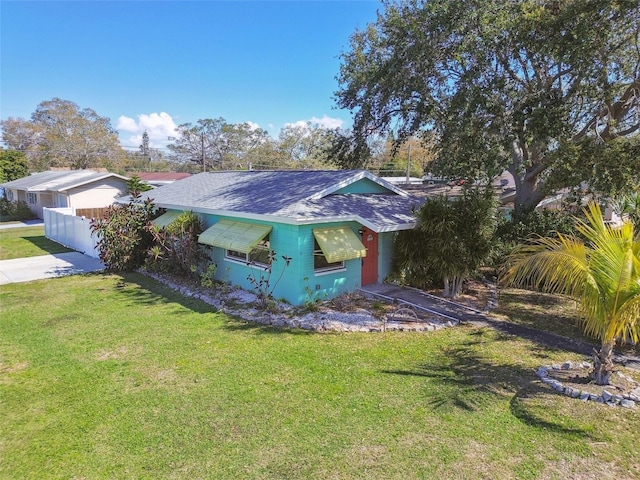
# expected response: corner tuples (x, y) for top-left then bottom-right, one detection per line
(199, 214), (366, 305)
(67, 179), (128, 211)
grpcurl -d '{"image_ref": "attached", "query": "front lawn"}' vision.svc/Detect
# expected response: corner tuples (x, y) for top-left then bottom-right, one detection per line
(1, 273), (638, 478)
(0, 226), (73, 260)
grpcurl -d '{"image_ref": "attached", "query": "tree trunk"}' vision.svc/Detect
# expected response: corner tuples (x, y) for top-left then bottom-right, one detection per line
(509, 139), (549, 211)
(510, 165), (548, 211)
(443, 277), (450, 297)
(592, 340), (616, 385)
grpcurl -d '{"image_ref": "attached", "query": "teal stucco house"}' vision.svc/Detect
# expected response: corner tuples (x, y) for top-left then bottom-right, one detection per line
(144, 170), (421, 305)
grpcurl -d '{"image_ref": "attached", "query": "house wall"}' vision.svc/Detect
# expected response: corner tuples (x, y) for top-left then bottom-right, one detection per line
(333, 178), (392, 194)
(377, 231), (397, 283)
(25, 192), (55, 218)
(198, 213), (365, 305)
(67, 179), (128, 212)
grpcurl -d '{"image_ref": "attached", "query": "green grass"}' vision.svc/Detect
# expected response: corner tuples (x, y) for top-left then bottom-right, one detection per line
(495, 289), (640, 356)
(1, 273), (639, 479)
(0, 226), (73, 260)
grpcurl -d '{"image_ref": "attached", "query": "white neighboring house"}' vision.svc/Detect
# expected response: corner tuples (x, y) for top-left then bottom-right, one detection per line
(0, 170), (129, 219)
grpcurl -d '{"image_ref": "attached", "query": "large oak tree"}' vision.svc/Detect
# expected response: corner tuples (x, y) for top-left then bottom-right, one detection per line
(335, 0), (640, 210)
(1, 98), (125, 171)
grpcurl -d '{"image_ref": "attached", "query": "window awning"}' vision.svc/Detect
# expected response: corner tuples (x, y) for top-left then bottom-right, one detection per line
(199, 219), (271, 253)
(313, 227), (367, 263)
(152, 211), (182, 228)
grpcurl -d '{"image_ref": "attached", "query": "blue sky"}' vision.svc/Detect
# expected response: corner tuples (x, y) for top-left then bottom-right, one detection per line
(1, 1), (380, 150)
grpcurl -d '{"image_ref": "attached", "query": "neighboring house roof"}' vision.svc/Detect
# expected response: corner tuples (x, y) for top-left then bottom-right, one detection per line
(133, 172), (191, 186)
(141, 170), (421, 232)
(0, 170), (129, 193)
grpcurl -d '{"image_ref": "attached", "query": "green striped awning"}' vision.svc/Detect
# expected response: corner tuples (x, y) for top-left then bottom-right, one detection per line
(199, 220), (272, 253)
(152, 211), (182, 228)
(313, 227), (367, 263)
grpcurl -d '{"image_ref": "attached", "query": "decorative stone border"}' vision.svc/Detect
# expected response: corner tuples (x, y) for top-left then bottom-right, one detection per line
(536, 361), (640, 408)
(144, 271), (458, 333)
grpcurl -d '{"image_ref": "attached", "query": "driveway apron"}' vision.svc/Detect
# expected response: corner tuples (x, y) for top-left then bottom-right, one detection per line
(0, 252), (103, 285)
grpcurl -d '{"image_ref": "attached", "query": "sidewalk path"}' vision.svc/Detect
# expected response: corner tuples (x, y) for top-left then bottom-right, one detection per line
(360, 283), (640, 370)
(0, 252), (103, 285)
(0, 219), (45, 229)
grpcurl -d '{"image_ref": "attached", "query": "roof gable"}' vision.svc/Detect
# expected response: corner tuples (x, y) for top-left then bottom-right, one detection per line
(1, 170), (128, 192)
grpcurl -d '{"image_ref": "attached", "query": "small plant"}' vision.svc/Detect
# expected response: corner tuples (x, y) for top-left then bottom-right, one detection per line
(200, 263), (218, 288)
(303, 276), (325, 311)
(246, 251), (292, 309)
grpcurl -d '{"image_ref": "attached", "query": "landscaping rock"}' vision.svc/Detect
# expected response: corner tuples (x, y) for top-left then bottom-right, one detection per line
(620, 399), (636, 408)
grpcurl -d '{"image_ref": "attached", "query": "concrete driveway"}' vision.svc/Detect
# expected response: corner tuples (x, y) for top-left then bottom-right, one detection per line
(0, 252), (104, 285)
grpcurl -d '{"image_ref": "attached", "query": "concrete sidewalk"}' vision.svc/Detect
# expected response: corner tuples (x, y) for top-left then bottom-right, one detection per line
(0, 252), (103, 285)
(0, 219), (45, 229)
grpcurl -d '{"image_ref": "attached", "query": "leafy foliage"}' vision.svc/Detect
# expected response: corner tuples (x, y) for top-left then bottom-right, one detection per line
(0, 149), (29, 183)
(1, 98), (126, 171)
(335, 0), (640, 209)
(502, 203), (640, 384)
(146, 211), (212, 281)
(496, 208), (577, 245)
(0, 200), (36, 221)
(90, 197), (157, 272)
(393, 188), (497, 296)
(168, 118), (269, 171)
(125, 175), (153, 196)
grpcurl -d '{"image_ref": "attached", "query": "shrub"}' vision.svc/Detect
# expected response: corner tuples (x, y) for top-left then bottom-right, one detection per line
(90, 197), (157, 272)
(146, 211), (212, 281)
(0, 200), (37, 221)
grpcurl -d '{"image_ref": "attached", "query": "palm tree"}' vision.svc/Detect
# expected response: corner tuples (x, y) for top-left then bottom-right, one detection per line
(501, 203), (640, 385)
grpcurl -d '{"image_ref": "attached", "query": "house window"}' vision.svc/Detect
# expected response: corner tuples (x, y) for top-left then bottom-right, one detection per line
(313, 238), (345, 273)
(226, 236), (271, 268)
(27, 192), (37, 205)
(6, 190), (13, 201)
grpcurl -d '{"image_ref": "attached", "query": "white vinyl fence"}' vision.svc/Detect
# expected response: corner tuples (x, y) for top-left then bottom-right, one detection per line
(44, 208), (101, 258)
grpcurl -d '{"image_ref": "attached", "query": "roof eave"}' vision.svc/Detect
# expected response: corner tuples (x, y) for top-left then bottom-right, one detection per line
(152, 201), (416, 233)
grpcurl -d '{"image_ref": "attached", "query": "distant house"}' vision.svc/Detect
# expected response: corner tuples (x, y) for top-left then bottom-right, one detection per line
(132, 172), (191, 188)
(0, 170), (129, 218)
(141, 170), (421, 305)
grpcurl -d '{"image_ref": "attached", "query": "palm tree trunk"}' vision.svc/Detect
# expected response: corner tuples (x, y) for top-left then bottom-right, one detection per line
(443, 277), (450, 297)
(592, 340), (616, 385)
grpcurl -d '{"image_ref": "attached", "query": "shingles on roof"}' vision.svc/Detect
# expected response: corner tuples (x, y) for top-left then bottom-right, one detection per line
(0, 170), (127, 192)
(141, 170), (421, 231)
(134, 172), (191, 182)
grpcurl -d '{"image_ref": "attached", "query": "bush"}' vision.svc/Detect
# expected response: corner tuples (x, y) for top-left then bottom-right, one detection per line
(0, 199), (37, 221)
(496, 208), (576, 244)
(90, 198), (157, 272)
(146, 211), (212, 281)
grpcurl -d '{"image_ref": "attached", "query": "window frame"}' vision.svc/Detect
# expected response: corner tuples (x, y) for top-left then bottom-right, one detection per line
(225, 236), (271, 269)
(313, 238), (345, 274)
(27, 192), (37, 205)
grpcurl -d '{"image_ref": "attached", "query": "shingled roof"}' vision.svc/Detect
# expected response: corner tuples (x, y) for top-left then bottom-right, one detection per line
(1, 170), (128, 192)
(141, 170), (421, 232)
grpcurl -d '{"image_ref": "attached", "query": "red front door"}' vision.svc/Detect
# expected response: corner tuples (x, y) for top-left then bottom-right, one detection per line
(361, 227), (378, 286)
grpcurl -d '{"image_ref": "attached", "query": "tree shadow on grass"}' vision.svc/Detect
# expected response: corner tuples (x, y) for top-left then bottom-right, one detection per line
(20, 235), (74, 254)
(382, 328), (595, 437)
(119, 272), (313, 336)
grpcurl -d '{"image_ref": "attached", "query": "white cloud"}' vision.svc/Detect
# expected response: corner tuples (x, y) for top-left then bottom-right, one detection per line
(245, 121), (262, 131)
(116, 112), (178, 150)
(285, 115), (344, 131)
